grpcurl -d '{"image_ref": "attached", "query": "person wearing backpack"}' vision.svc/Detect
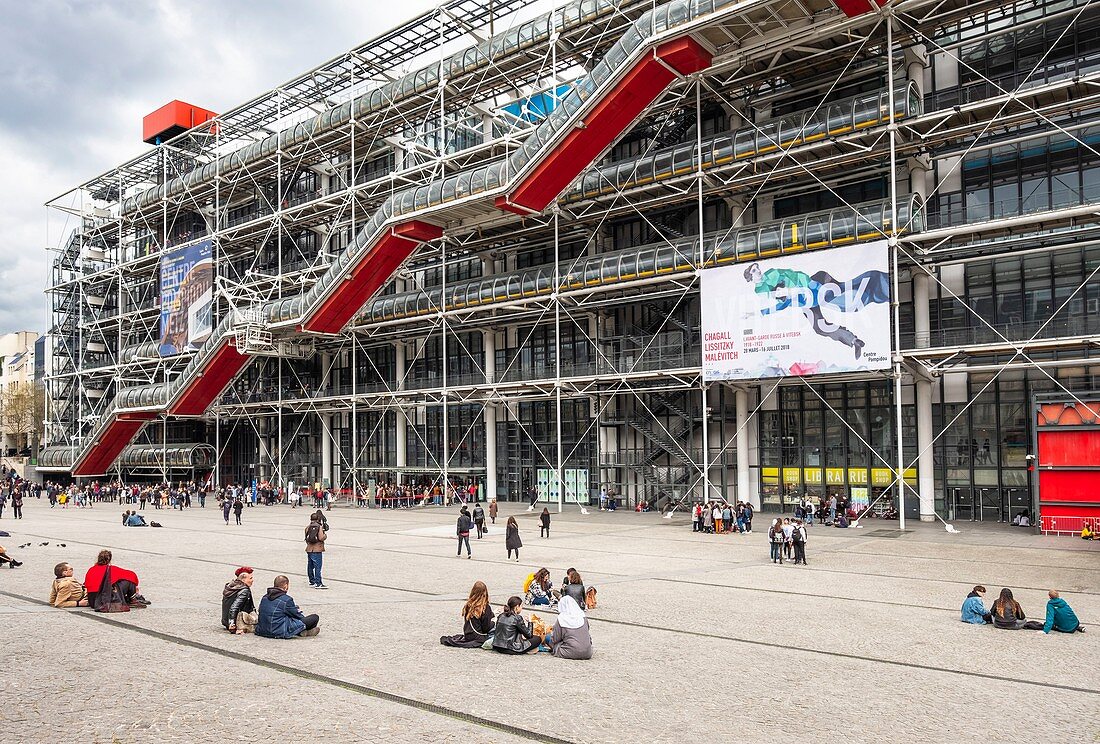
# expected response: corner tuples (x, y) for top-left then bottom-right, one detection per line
(304, 514), (328, 589)
(768, 518), (785, 564)
(792, 520), (808, 565)
(456, 507), (473, 558)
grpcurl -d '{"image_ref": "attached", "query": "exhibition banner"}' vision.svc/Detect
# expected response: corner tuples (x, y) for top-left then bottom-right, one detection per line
(159, 239), (214, 356)
(700, 241), (892, 381)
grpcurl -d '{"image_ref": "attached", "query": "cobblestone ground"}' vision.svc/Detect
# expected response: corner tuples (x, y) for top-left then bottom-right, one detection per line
(1, 498), (1097, 743)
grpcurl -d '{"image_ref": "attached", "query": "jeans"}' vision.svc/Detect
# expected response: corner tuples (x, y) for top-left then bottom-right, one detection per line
(828, 507), (836, 523)
(457, 535), (471, 555)
(806, 513), (813, 525)
(770, 542), (782, 562)
(300, 614), (320, 633)
(307, 552), (323, 585)
(530, 595), (551, 606)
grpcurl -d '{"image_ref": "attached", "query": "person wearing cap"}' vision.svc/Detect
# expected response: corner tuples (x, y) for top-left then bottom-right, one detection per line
(221, 566), (257, 634)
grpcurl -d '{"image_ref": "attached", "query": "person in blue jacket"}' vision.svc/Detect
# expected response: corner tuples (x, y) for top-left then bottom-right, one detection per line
(961, 585), (992, 624)
(1040, 589), (1084, 634)
(256, 575), (320, 638)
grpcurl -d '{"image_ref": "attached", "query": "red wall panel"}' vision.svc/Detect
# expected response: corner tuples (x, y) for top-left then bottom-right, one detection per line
(1038, 430), (1100, 466)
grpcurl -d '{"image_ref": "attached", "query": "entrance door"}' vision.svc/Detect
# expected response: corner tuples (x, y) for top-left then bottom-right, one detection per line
(950, 487), (975, 521)
(977, 487), (1004, 522)
(1005, 487), (1030, 523)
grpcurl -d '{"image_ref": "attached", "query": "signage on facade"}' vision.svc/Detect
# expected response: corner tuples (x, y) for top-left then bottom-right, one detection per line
(159, 239), (214, 356)
(700, 241), (892, 381)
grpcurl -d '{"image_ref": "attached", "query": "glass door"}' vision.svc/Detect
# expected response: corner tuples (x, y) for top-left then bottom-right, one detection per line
(977, 487), (1004, 522)
(950, 487), (976, 521)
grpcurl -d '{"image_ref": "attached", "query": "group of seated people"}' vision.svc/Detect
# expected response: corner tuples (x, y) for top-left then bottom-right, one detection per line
(961, 585), (1084, 633)
(440, 580), (593, 659)
(522, 567), (597, 611)
(221, 567), (320, 638)
(48, 550), (151, 610)
(122, 510), (148, 526)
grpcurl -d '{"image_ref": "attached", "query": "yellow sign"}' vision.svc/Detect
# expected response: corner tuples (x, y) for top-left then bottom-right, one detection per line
(762, 466), (916, 485)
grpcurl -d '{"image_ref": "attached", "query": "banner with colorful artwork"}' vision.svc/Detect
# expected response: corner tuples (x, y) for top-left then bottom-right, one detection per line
(159, 239), (214, 356)
(700, 241), (891, 381)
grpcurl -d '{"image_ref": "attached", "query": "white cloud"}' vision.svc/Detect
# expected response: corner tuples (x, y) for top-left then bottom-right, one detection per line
(0, 0), (442, 332)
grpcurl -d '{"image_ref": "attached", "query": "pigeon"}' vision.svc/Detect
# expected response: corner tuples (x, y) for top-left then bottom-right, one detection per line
(18, 543), (30, 548)
(39, 542), (49, 546)
(59, 543), (66, 547)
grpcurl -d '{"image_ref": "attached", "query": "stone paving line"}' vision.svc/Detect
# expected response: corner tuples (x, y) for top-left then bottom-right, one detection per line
(2, 500), (1098, 743)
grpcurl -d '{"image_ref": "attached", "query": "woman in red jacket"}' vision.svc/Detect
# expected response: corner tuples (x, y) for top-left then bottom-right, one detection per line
(84, 550), (150, 610)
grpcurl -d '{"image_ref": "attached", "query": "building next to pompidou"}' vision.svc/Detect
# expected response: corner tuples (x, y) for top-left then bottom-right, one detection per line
(41, 0), (1100, 532)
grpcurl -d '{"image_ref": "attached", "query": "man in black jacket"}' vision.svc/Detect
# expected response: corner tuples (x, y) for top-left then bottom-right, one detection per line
(472, 502), (486, 539)
(221, 566), (257, 633)
(457, 507), (473, 558)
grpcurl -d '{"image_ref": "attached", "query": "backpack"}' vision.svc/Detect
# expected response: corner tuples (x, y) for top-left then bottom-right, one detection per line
(305, 523), (322, 544)
(523, 572), (536, 593)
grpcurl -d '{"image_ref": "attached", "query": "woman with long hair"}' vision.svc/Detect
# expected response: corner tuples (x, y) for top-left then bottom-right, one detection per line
(560, 567), (588, 607)
(526, 567), (557, 607)
(991, 588), (1027, 629)
(440, 581), (496, 648)
(540, 507), (551, 538)
(768, 518), (785, 564)
(505, 516), (522, 561)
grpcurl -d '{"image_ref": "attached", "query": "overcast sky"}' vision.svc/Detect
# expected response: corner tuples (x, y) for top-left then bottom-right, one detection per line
(0, 0), (453, 335)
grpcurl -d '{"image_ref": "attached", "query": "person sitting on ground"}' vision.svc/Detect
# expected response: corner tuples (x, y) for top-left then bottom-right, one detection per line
(525, 568), (556, 607)
(1011, 509), (1030, 527)
(491, 596), (543, 654)
(1041, 589), (1084, 634)
(122, 510), (130, 525)
(961, 585), (992, 624)
(125, 512), (147, 527)
(546, 596), (594, 660)
(221, 566), (258, 634)
(0, 544), (22, 568)
(84, 550), (150, 610)
(1082, 523), (1097, 540)
(256, 574), (319, 638)
(991, 588), (1029, 630)
(560, 568), (588, 608)
(440, 580), (496, 648)
(49, 562), (88, 607)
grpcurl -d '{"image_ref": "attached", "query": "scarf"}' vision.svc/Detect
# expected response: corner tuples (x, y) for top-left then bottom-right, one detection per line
(557, 596), (586, 629)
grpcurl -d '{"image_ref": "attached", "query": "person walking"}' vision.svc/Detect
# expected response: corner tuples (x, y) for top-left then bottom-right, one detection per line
(473, 502), (486, 539)
(489, 498), (498, 525)
(233, 498), (244, 526)
(305, 513), (328, 589)
(456, 507), (473, 559)
(222, 497), (232, 525)
(505, 515), (522, 562)
(539, 507), (551, 538)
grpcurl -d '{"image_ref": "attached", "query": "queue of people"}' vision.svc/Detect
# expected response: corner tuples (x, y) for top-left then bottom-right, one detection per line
(961, 585), (1084, 634)
(441, 580), (593, 659)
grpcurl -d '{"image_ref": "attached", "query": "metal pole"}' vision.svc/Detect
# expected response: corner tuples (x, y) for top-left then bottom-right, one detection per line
(554, 210), (564, 513)
(695, 78), (710, 504)
(887, 13), (906, 531)
(441, 239), (450, 501)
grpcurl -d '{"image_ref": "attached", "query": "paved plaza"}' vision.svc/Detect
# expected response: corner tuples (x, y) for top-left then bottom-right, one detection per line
(1, 498), (1097, 743)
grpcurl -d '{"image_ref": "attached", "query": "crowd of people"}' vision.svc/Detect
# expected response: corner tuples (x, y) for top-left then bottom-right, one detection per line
(961, 585), (1084, 634)
(691, 500), (754, 533)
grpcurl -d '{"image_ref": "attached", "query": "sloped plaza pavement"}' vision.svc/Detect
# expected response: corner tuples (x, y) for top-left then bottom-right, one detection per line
(1, 499), (1097, 743)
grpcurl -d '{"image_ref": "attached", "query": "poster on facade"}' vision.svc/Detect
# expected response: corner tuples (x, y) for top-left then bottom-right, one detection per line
(700, 241), (892, 381)
(536, 467), (588, 503)
(159, 238), (214, 356)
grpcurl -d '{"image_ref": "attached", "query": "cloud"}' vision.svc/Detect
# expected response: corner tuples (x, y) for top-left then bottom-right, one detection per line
(0, 0), (440, 333)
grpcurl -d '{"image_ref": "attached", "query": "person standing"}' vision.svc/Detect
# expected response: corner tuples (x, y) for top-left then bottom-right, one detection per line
(456, 506), (473, 559)
(540, 507), (551, 538)
(505, 515), (522, 562)
(473, 502), (486, 539)
(828, 494), (837, 525)
(769, 518), (785, 564)
(222, 497), (232, 525)
(305, 514), (328, 589)
(792, 520), (808, 565)
(489, 498), (498, 525)
(599, 486), (608, 511)
(11, 489), (23, 519)
(233, 498), (244, 526)
(743, 501), (754, 533)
